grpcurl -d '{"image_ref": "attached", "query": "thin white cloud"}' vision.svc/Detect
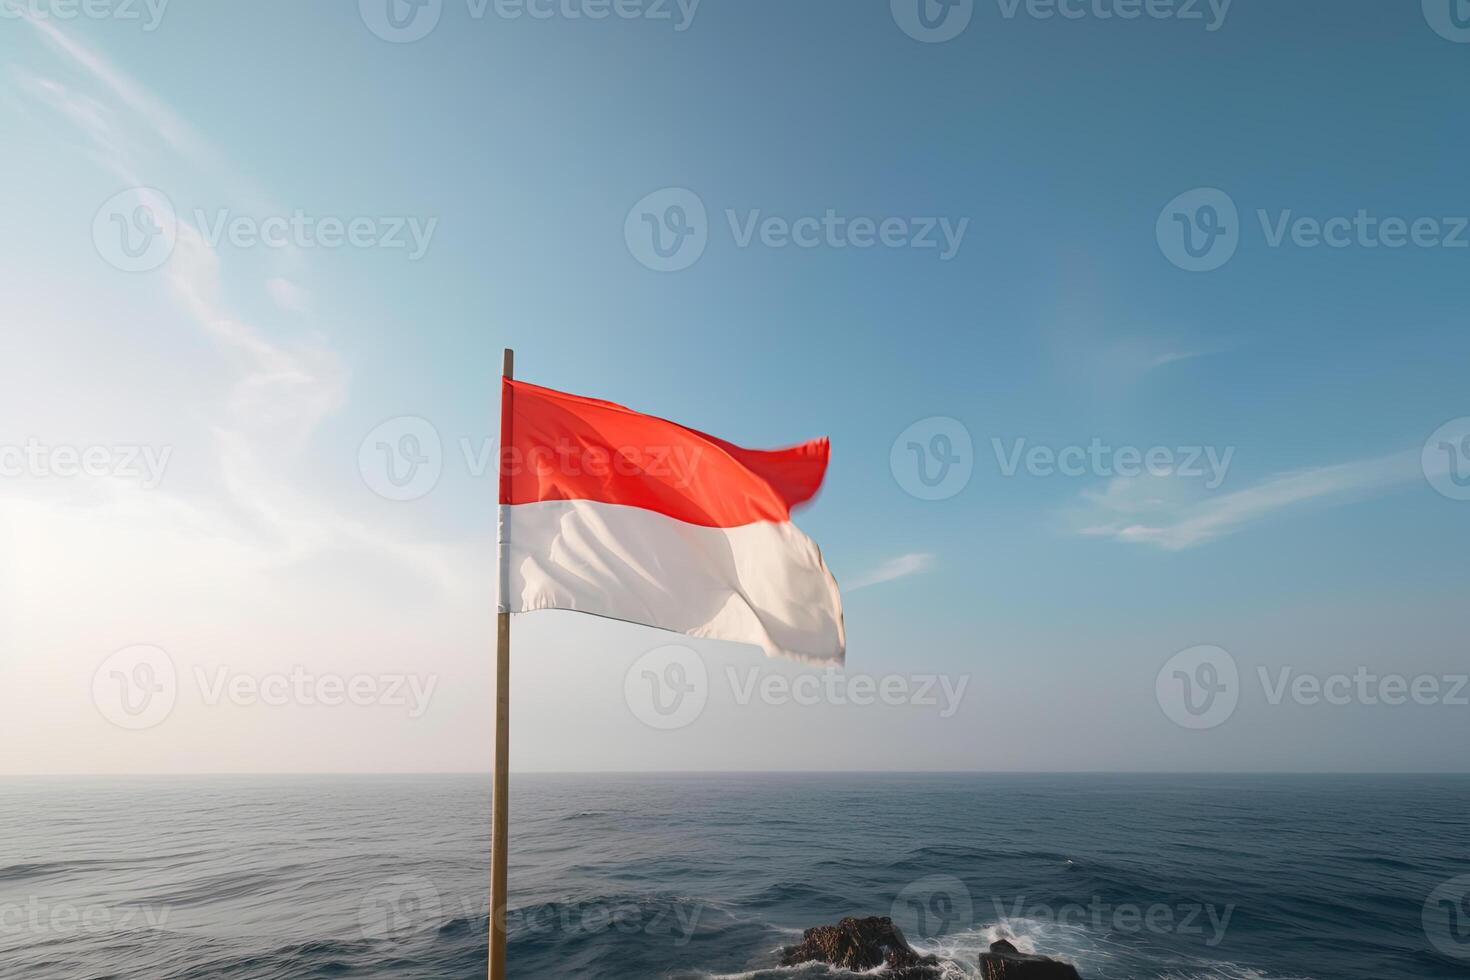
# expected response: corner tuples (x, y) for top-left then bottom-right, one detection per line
(1145, 347), (1225, 371)
(1075, 450), (1423, 550)
(10, 19), (474, 592)
(265, 276), (311, 314)
(20, 12), (214, 165)
(1043, 300), (1233, 392)
(845, 552), (935, 592)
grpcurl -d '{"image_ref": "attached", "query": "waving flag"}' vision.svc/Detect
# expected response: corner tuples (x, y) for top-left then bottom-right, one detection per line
(497, 378), (844, 664)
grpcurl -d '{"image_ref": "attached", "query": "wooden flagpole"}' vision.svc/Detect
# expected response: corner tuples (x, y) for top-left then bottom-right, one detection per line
(490, 347), (513, 980)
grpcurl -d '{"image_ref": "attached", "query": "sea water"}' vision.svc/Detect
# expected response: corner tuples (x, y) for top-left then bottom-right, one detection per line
(1, 773), (1465, 978)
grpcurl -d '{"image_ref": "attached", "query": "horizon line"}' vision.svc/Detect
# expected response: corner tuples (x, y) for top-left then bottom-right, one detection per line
(5, 769), (1469, 778)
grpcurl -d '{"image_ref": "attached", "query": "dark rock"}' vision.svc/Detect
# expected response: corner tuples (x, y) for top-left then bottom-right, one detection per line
(978, 937), (1083, 979)
(780, 916), (942, 979)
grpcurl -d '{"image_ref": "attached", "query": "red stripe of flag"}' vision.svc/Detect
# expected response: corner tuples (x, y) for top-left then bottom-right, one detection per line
(498, 379), (829, 528)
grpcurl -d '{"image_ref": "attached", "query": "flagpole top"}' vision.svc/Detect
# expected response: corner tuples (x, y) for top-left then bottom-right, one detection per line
(502, 348), (514, 380)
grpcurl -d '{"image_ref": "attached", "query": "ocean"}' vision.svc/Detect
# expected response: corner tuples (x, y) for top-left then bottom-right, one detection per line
(1, 773), (1466, 979)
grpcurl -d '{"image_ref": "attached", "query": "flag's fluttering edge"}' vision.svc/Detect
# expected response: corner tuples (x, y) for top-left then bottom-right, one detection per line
(498, 379), (844, 664)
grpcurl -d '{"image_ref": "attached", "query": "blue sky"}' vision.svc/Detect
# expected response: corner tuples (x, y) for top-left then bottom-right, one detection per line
(2, 1), (1468, 774)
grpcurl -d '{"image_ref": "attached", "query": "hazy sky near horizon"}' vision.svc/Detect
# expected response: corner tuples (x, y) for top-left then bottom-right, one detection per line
(2, 1), (1468, 775)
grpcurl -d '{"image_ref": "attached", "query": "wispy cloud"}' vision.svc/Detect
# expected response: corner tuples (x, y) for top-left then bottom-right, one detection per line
(846, 552), (935, 592)
(1042, 287), (1233, 391)
(1073, 450), (1423, 550)
(9, 18), (472, 591)
(21, 11), (215, 166)
(266, 276), (311, 314)
(1094, 337), (1232, 386)
(1144, 347), (1225, 372)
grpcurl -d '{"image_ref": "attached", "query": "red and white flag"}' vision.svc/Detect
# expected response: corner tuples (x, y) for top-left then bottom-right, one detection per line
(497, 379), (844, 664)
